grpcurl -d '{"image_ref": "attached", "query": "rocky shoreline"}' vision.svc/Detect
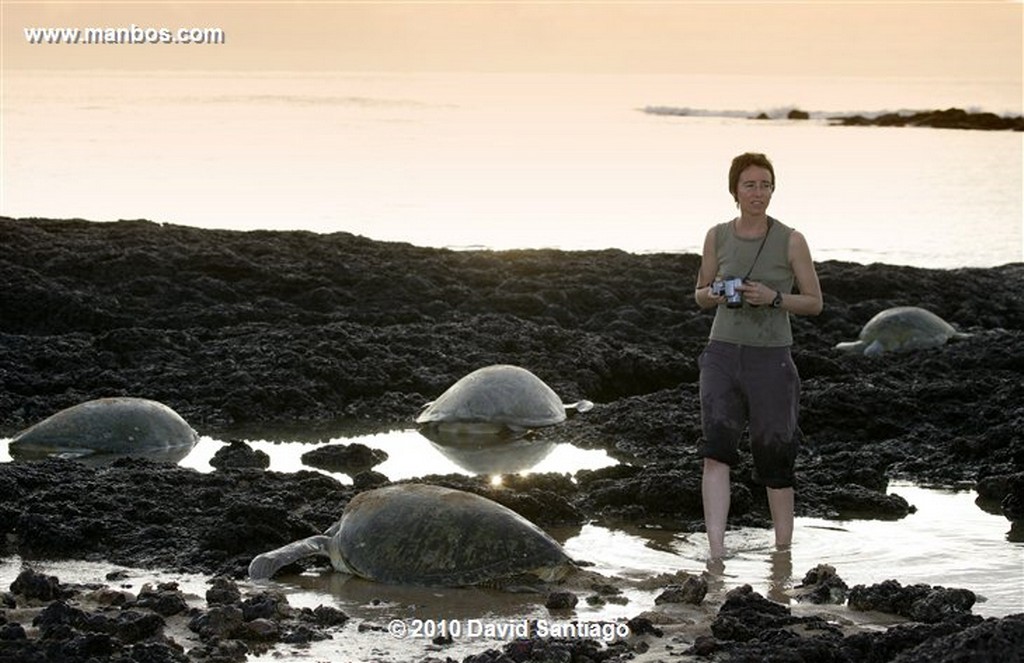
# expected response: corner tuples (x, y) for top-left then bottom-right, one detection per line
(827, 107), (1024, 131)
(1, 217), (1022, 662)
(642, 105), (1024, 131)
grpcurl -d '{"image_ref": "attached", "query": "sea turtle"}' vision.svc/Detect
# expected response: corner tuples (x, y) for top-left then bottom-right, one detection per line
(248, 483), (575, 586)
(835, 306), (971, 356)
(415, 364), (593, 435)
(8, 397), (199, 460)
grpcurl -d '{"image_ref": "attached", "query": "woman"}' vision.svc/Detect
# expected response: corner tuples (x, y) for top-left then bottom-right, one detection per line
(693, 152), (822, 561)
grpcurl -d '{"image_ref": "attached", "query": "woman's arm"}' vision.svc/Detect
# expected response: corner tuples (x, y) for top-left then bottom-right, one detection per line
(783, 230), (823, 316)
(694, 227), (724, 309)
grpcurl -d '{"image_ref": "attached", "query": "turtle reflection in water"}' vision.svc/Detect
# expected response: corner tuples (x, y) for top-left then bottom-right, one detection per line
(421, 433), (558, 475)
(835, 306), (971, 356)
(248, 483), (575, 587)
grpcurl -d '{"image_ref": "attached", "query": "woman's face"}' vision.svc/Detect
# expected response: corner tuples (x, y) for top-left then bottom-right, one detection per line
(736, 165), (774, 216)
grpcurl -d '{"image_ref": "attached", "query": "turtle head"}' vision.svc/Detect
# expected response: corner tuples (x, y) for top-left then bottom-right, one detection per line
(834, 340), (866, 355)
(564, 400), (594, 417)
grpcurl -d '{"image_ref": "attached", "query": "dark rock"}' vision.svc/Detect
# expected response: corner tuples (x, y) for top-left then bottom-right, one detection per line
(186, 638), (249, 662)
(890, 613), (1024, 663)
(498, 636), (616, 663)
(300, 442), (388, 474)
(795, 564), (849, 604)
(463, 649), (515, 663)
(0, 622), (26, 640)
(709, 584), (842, 654)
(242, 617), (279, 641)
(10, 569), (67, 601)
(206, 577), (242, 605)
(626, 616), (662, 636)
(688, 634), (719, 655)
(352, 469), (391, 490)
(135, 582), (188, 616)
(209, 440), (270, 470)
(824, 485), (915, 519)
(305, 605), (349, 627)
(580, 465), (728, 519)
(984, 472), (1024, 522)
(189, 605), (245, 640)
(832, 107), (1023, 131)
(848, 580), (976, 622)
(545, 591), (578, 610)
(239, 591), (292, 622)
(280, 624), (331, 644)
(654, 575), (707, 605)
(91, 610), (166, 643)
(842, 615), (983, 662)
(32, 600), (84, 636)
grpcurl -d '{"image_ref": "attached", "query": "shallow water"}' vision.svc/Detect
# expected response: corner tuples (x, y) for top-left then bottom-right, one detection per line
(179, 427), (619, 483)
(0, 478), (1018, 660)
(555, 485), (1023, 619)
(0, 429), (1021, 660)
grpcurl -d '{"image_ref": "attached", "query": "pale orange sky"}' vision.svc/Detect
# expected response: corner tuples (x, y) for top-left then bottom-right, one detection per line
(2, 1), (1021, 82)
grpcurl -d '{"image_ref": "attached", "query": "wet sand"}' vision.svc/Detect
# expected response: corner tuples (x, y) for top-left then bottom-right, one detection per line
(0, 217), (1021, 662)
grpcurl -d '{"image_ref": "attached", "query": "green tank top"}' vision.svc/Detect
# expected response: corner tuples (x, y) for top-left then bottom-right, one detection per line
(709, 217), (795, 347)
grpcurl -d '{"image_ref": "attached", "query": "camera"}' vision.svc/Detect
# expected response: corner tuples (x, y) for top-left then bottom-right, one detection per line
(710, 276), (745, 308)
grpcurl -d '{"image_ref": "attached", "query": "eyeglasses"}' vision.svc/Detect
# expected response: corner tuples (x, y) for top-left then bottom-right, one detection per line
(740, 181), (774, 192)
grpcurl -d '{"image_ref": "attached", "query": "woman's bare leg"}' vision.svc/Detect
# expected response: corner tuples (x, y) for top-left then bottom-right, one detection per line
(702, 457), (732, 559)
(766, 486), (794, 549)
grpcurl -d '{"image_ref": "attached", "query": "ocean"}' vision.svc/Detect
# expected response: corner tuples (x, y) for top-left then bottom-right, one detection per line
(3, 71), (1021, 268)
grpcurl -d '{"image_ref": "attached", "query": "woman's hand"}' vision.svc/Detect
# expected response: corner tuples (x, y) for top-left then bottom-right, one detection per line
(696, 285), (726, 308)
(736, 280), (776, 307)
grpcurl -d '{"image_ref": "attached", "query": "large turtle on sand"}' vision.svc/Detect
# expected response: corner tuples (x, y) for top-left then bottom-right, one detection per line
(9, 397), (199, 460)
(415, 364), (593, 435)
(248, 483), (575, 587)
(835, 306), (971, 356)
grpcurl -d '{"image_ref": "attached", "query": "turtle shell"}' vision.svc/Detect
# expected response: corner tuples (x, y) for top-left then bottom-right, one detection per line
(9, 397), (198, 458)
(415, 365), (566, 431)
(332, 483), (571, 586)
(856, 306), (960, 354)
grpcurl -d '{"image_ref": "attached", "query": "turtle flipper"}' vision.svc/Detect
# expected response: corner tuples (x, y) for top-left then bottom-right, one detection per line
(248, 535), (331, 580)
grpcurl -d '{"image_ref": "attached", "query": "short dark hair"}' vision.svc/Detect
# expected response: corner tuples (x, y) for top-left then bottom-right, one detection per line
(729, 152), (775, 202)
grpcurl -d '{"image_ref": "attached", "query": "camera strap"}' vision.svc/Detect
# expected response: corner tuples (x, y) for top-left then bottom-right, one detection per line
(742, 216), (774, 280)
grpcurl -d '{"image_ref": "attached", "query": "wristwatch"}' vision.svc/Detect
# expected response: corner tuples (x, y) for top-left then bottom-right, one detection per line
(771, 291), (783, 308)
